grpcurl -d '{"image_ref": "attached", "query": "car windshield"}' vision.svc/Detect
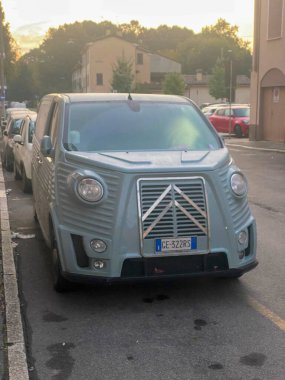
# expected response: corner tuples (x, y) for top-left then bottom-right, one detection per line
(233, 108), (250, 117)
(64, 101), (221, 152)
(11, 119), (23, 135)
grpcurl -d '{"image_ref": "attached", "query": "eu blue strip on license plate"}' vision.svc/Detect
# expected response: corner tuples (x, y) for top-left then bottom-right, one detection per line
(155, 237), (197, 252)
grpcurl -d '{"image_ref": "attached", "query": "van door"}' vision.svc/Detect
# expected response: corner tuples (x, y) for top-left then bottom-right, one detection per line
(35, 100), (61, 244)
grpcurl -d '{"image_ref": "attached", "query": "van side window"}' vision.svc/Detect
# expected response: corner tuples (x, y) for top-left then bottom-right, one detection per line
(49, 103), (60, 146)
(35, 99), (53, 139)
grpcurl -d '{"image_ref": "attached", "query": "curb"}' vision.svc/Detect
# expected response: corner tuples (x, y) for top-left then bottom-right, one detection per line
(0, 163), (29, 380)
(225, 143), (285, 154)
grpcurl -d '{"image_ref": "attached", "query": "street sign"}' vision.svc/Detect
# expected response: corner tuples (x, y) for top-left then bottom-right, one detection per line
(0, 96), (5, 100)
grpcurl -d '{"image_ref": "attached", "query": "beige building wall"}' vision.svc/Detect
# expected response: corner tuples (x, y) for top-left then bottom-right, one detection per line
(185, 86), (218, 107)
(250, 0), (285, 142)
(184, 85), (250, 108)
(235, 87), (250, 104)
(85, 37), (150, 93)
(135, 48), (151, 84)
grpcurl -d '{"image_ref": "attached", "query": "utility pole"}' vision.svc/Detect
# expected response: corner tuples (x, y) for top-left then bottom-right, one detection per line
(0, 4), (6, 120)
(227, 50), (233, 138)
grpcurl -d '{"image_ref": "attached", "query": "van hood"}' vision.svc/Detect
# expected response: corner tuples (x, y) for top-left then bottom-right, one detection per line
(64, 148), (231, 173)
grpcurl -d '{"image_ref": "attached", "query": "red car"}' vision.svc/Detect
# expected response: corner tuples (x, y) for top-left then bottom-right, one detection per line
(208, 105), (250, 137)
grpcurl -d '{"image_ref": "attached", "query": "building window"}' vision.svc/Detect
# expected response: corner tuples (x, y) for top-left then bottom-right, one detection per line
(96, 73), (103, 86)
(137, 53), (143, 65)
(268, 0), (284, 40)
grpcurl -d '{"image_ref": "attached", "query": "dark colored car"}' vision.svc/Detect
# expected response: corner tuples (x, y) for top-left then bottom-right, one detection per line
(208, 105), (250, 137)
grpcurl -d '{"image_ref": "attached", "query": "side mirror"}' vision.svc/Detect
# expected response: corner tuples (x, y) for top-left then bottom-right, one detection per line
(13, 134), (23, 144)
(40, 135), (55, 157)
(3, 130), (8, 136)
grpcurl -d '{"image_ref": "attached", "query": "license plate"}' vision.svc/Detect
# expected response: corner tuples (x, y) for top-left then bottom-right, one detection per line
(155, 237), (197, 253)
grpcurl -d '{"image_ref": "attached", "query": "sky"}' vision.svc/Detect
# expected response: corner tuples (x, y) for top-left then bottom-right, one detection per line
(2, 0), (254, 52)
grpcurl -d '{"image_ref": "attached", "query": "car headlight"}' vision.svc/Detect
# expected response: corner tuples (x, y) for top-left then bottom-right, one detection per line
(77, 178), (104, 202)
(230, 172), (247, 197)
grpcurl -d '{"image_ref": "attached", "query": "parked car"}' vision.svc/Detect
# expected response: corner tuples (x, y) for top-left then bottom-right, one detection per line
(2, 110), (36, 171)
(202, 104), (227, 118)
(32, 93), (257, 292)
(208, 105), (250, 137)
(13, 113), (37, 192)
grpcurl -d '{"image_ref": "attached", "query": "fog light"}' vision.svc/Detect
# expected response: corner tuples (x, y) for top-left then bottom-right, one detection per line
(90, 239), (107, 253)
(238, 230), (248, 245)
(239, 251), (245, 259)
(93, 260), (106, 269)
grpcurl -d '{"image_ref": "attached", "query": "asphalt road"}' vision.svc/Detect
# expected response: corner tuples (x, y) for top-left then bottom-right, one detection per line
(4, 145), (285, 380)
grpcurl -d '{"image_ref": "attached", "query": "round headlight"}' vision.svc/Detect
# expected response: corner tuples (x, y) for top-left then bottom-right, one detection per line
(238, 230), (248, 245)
(230, 172), (247, 197)
(77, 178), (103, 202)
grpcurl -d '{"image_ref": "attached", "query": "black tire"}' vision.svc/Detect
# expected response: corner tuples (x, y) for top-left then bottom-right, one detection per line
(234, 124), (242, 138)
(5, 153), (13, 172)
(51, 240), (72, 292)
(21, 167), (32, 193)
(33, 206), (39, 223)
(14, 161), (21, 180)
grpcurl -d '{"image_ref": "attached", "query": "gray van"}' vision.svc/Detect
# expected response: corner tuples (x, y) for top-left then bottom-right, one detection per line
(32, 93), (257, 291)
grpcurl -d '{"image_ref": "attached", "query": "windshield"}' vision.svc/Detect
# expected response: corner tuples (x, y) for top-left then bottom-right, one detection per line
(64, 101), (221, 152)
(11, 119), (23, 135)
(233, 108), (250, 117)
(28, 121), (36, 143)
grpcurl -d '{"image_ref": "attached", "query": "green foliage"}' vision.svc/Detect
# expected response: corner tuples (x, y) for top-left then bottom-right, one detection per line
(163, 72), (185, 95)
(111, 57), (134, 93)
(177, 18), (251, 76)
(209, 58), (226, 100)
(0, 1), (17, 98)
(8, 60), (34, 101)
(201, 18), (250, 49)
(5, 16), (251, 102)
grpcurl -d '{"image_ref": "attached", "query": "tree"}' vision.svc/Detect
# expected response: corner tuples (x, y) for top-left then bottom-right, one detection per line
(0, 1), (17, 100)
(5, 18), (251, 101)
(177, 18), (251, 76)
(111, 57), (134, 93)
(8, 60), (34, 101)
(163, 72), (185, 95)
(209, 58), (227, 100)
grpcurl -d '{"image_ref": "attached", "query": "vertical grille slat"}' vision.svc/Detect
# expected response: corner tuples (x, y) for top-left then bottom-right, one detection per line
(138, 178), (208, 240)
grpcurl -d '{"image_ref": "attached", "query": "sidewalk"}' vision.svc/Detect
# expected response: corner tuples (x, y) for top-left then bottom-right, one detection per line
(0, 162), (29, 380)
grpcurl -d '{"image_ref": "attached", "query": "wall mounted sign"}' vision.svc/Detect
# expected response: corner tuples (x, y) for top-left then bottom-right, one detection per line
(273, 87), (280, 103)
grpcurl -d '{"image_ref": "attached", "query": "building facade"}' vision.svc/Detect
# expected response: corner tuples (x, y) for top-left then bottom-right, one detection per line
(184, 73), (250, 108)
(250, 0), (285, 142)
(72, 35), (181, 93)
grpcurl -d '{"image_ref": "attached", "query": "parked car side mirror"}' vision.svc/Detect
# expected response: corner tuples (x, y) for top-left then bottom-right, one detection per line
(3, 130), (8, 136)
(40, 135), (55, 157)
(13, 134), (23, 144)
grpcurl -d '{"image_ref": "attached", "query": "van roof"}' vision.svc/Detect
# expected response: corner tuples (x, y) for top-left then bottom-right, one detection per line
(44, 93), (192, 104)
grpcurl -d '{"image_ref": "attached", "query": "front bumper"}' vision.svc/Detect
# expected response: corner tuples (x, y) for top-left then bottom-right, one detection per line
(61, 255), (258, 285)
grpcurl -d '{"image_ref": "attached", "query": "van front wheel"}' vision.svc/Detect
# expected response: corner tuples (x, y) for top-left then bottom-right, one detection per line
(22, 167), (32, 193)
(51, 242), (72, 292)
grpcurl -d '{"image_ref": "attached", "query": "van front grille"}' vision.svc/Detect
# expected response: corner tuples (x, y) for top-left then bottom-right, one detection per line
(138, 178), (208, 240)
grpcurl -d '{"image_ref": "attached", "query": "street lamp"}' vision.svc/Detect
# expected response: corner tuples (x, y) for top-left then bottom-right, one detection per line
(228, 50), (233, 138)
